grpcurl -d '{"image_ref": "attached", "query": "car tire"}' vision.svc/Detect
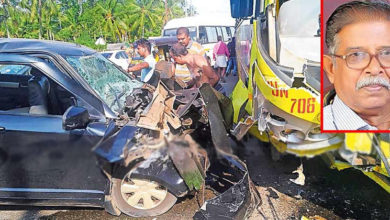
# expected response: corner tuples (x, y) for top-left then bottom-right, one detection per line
(111, 166), (177, 217)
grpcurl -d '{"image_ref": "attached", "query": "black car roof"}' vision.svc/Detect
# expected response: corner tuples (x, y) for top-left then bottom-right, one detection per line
(0, 38), (96, 56)
(148, 36), (178, 47)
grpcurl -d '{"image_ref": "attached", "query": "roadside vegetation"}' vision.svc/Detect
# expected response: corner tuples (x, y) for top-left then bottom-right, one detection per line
(0, 0), (190, 48)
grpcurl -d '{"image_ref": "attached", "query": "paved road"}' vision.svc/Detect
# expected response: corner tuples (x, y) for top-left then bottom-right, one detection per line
(2, 135), (389, 220)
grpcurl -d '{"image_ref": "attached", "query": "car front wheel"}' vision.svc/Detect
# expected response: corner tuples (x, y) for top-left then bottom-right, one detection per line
(111, 168), (177, 217)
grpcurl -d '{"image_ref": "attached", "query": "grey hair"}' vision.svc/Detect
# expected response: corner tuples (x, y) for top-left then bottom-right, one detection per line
(326, 0), (390, 54)
(328, 35), (340, 55)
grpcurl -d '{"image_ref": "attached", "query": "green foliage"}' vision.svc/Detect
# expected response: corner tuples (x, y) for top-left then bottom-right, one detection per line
(0, 0), (187, 45)
(75, 30), (95, 48)
(182, 170), (204, 191)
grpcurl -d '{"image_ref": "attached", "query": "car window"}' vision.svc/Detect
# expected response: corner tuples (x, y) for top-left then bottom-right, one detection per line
(205, 27), (217, 43)
(199, 26), (208, 44)
(65, 53), (143, 113)
(230, 27), (235, 36)
(120, 51), (128, 59)
(188, 27), (197, 41)
(222, 27), (229, 41)
(163, 29), (177, 37)
(226, 27), (232, 39)
(122, 51), (129, 59)
(216, 27), (223, 39)
(0, 64), (31, 75)
(163, 27), (197, 41)
(101, 53), (112, 59)
(115, 52), (122, 59)
(0, 63), (76, 116)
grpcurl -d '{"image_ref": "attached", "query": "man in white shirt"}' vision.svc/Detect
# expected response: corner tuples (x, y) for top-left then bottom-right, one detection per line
(323, 1), (390, 130)
(127, 38), (156, 83)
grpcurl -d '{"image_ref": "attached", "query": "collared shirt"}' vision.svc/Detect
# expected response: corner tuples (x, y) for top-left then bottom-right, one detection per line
(323, 95), (378, 130)
(175, 40), (206, 83)
(141, 54), (156, 82)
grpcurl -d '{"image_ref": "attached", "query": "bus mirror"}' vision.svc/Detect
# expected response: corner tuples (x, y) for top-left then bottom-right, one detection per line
(230, 0), (253, 18)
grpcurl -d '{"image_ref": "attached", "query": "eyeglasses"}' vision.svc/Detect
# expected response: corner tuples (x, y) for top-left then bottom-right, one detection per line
(331, 49), (390, 70)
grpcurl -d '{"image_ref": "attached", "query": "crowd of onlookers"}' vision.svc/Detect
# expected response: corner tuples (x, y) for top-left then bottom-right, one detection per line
(120, 28), (237, 95)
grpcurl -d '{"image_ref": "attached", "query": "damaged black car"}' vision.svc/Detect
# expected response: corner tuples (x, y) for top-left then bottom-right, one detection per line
(0, 39), (259, 218)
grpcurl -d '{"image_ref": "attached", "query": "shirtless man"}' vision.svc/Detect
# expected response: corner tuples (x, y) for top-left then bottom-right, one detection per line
(169, 43), (225, 94)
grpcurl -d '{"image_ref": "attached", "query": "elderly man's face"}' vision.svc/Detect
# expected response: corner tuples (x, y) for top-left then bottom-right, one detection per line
(177, 33), (190, 47)
(324, 21), (390, 114)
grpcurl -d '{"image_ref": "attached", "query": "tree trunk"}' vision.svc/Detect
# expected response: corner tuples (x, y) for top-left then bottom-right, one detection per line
(78, 0), (82, 16)
(2, 0), (10, 38)
(164, 0), (168, 25)
(38, 0), (42, 39)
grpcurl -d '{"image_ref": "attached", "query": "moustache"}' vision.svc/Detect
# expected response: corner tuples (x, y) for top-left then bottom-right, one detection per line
(355, 76), (390, 90)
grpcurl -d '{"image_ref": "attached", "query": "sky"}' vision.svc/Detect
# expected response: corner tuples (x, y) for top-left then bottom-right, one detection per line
(191, 0), (231, 16)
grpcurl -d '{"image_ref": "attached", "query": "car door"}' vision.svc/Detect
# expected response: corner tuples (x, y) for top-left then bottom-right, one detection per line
(0, 55), (107, 207)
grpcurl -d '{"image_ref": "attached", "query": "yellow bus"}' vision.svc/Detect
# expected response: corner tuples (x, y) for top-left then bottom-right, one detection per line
(230, 0), (389, 193)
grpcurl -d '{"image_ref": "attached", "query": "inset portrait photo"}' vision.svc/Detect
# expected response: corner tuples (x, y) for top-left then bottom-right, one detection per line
(322, 0), (390, 131)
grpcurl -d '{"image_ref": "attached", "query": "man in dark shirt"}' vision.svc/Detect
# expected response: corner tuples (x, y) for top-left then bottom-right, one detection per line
(226, 37), (237, 76)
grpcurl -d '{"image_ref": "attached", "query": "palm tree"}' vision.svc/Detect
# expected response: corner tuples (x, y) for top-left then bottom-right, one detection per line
(0, 0), (11, 37)
(164, 0), (185, 25)
(57, 5), (80, 41)
(42, 0), (59, 39)
(125, 0), (162, 38)
(20, 0), (57, 39)
(0, 0), (186, 43)
(94, 0), (128, 42)
(7, 2), (29, 38)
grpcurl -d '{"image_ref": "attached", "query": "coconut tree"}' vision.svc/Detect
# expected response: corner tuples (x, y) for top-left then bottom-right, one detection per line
(0, 0), (31, 38)
(42, 0), (59, 40)
(57, 5), (80, 41)
(125, 0), (162, 39)
(0, 0), (11, 37)
(164, 0), (185, 25)
(94, 0), (128, 42)
(20, 0), (57, 39)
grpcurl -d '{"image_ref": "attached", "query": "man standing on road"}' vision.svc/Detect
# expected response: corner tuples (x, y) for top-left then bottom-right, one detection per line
(173, 27), (206, 86)
(213, 36), (230, 82)
(226, 37), (237, 76)
(170, 43), (225, 94)
(323, 1), (390, 130)
(127, 38), (156, 83)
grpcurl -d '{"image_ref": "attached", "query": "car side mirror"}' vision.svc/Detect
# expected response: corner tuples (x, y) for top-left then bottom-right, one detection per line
(62, 106), (90, 130)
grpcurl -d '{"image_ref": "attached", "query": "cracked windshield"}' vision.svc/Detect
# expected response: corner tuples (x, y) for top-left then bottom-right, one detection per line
(66, 54), (142, 113)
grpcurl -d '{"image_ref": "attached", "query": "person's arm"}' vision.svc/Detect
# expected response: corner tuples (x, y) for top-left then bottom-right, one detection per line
(171, 62), (176, 77)
(196, 57), (219, 86)
(127, 61), (149, 73)
(202, 65), (219, 86)
(213, 44), (218, 60)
